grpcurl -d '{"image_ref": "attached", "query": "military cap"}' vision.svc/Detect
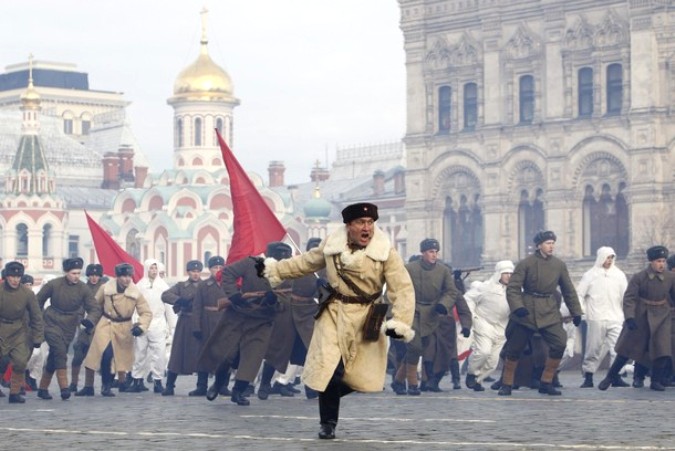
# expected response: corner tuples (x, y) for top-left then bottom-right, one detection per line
(21, 274), (34, 285)
(306, 237), (322, 251)
(4, 261), (24, 278)
(533, 230), (557, 245)
(114, 263), (134, 277)
(647, 245), (669, 261)
(186, 260), (204, 272)
(266, 242), (292, 261)
(341, 202), (378, 223)
(420, 238), (440, 253)
(208, 256), (225, 268)
(63, 257), (84, 272)
(668, 255), (675, 271)
(85, 264), (103, 277)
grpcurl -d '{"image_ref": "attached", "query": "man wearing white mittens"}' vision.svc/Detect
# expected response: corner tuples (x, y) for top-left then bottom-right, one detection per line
(260, 202), (415, 440)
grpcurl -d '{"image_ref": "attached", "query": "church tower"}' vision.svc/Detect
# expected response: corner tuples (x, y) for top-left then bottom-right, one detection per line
(0, 55), (67, 273)
(167, 7), (240, 171)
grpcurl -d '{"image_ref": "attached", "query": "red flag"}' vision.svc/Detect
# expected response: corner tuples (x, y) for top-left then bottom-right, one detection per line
(85, 211), (144, 283)
(216, 129), (286, 264)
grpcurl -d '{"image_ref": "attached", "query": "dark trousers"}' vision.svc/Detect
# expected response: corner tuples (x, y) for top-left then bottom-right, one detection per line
(318, 361), (354, 426)
(503, 321), (567, 360)
(101, 343), (114, 385)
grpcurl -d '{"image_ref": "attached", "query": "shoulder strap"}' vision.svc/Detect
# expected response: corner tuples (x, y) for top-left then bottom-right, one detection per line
(332, 255), (381, 302)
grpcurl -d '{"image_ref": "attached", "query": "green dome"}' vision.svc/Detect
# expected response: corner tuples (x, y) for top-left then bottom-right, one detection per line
(303, 187), (331, 219)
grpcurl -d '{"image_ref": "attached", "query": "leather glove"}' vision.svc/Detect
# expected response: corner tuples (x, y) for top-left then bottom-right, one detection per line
(33, 342), (42, 349)
(80, 318), (95, 332)
(229, 293), (247, 308)
(385, 328), (404, 340)
(461, 327), (471, 338)
(573, 315), (582, 327)
(172, 303), (182, 314)
(434, 304), (448, 315)
(253, 257), (265, 278)
(513, 307), (529, 318)
(261, 291), (278, 307)
(192, 330), (203, 340)
(625, 318), (638, 331)
(131, 324), (144, 337)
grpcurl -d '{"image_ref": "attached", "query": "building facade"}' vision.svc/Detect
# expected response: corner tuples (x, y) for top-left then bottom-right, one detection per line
(399, 0), (675, 272)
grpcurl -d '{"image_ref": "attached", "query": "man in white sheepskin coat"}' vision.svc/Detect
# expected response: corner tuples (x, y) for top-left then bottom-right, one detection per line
(261, 202), (415, 440)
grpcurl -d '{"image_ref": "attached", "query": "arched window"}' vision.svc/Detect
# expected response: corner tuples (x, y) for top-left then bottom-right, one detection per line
(607, 63), (623, 115)
(578, 67), (594, 117)
(176, 119), (184, 147)
(126, 229), (140, 261)
(438, 86), (451, 133)
(583, 183), (629, 257)
(204, 251), (212, 268)
(463, 82), (477, 130)
(16, 224), (28, 257)
(443, 194), (483, 268)
(194, 118), (202, 146)
(214, 118), (224, 146)
(42, 224), (52, 257)
(519, 75), (534, 124)
(518, 189), (545, 259)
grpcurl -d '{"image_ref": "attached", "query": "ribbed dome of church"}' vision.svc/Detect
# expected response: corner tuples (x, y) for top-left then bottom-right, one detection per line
(173, 8), (233, 98)
(173, 46), (233, 96)
(304, 187), (332, 219)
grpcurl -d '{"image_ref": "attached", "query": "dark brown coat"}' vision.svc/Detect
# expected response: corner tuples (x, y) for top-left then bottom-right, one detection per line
(615, 266), (675, 361)
(162, 278), (202, 374)
(0, 282), (44, 372)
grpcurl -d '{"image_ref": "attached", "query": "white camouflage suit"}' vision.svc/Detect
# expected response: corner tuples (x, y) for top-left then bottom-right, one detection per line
(465, 261), (514, 384)
(577, 246), (627, 374)
(131, 259), (175, 382)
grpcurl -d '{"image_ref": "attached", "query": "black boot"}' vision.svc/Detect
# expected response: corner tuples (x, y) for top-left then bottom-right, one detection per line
(257, 383), (271, 400)
(538, 382), (561, 396)
(101, 383), (115, 397)
(60, 387), (71, 400)
(390, 380), (407, 395)
(37, 389), (52, 400)
(230, 380), (250, 406)
(189, 371), (208, 397)
(599, 355), (629, 391)
(75, 386), (94, 397)
(465, 373), (477, 389)
(473, 382), (485, 392)
(153, 379), (163, 394)
(552, 372), (563, 388)
(8, 393), (25, 404)
(497, 384), (512, 396)
(611, 374), (630, 387)
(162, 371), (177, 396)
(633, 363), (648, 388)
(580, 372), (593, 388)
(318, 422), (336, 440)
(68, 382), (78, 393)
(450, 359), (461, 389)
(305, 385), (318, 400)
(490, 378), (502, 390)
(279, 383), (296, 397)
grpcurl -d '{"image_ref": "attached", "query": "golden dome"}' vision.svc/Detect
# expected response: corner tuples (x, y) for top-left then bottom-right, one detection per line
(173, 44), (233, 96)
(173, 8), (233, 98)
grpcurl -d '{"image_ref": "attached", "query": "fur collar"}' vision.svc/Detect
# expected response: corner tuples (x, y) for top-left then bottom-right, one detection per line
(323, 226), (391, 264)
(102, 278), (140, 299)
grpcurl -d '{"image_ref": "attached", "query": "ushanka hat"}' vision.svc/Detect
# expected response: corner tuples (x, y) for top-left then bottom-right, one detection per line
(341, 202), (378, 223)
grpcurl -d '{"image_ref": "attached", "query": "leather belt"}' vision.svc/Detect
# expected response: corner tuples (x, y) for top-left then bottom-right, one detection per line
(102, 312), (131, 323)
(203, 306), (220, 312)
(524, 291), (551, 298)
(334, 293), (372, 304)
(291, 294), (315, 302)
(642, 298), (668, 306)
(50, 305), (81, 315)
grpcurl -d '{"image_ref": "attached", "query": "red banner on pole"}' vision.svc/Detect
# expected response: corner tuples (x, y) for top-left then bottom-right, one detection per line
(85, 211), (143, 283)
(216, 129), (286, 264)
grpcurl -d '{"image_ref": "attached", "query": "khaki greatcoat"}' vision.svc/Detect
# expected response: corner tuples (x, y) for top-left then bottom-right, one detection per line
(83, 279), (151, 372)
(266, 226), (415, 393)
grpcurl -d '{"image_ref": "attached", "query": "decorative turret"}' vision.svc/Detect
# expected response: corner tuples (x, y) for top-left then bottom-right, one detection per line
(8, 54), (54, 195)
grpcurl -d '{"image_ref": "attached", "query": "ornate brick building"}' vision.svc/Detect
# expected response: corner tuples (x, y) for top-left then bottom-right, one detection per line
(399, 0), (675, 272)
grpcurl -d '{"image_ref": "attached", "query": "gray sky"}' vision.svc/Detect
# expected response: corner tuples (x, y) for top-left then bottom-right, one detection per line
(1, 0), (407, 184)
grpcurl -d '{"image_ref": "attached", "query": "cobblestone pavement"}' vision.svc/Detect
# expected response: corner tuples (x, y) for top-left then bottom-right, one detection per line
(1, 371), (674, 450)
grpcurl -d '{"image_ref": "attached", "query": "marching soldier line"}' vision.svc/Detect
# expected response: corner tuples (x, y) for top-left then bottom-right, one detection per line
(2, 203), (675, 441)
